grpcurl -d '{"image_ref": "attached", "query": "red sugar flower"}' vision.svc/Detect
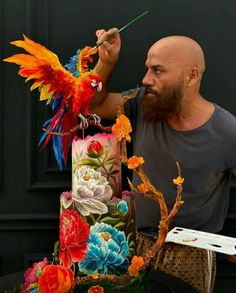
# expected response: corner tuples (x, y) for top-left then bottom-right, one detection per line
(59, 209), (89, 267)
(87, 140), (104, 158)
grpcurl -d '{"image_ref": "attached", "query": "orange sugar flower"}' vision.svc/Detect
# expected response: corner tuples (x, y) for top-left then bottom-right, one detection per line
(88, 285), (104, 293)
(38, 265), (74, 293)
(127, 156), (144, 169)
(128, 255), (144, 277)
(173, 176), (184, 186)
(137, 183), (148, 194)
(111, 114), (132, 142)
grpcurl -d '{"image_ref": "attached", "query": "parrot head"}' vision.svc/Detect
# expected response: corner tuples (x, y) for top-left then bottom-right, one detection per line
(89, 73), (102, 92)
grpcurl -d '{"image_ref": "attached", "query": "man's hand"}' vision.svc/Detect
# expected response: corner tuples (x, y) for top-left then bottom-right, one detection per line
(96, 28), (121, 65)
(90, 28), (122, 120)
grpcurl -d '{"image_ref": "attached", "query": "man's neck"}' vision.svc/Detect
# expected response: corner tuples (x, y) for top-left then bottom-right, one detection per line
(166, 95), (215, 131)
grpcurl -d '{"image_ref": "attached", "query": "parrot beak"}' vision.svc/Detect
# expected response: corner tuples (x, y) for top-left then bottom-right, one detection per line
(96, 81), (102, 92)
(91, 80), (102, 92)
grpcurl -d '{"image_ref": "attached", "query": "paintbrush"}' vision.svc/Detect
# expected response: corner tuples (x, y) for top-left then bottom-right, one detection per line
(85, 10), (149, 55)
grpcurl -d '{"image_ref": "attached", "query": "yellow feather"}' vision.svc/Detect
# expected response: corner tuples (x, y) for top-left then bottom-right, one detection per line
(39, 84), (54, 102)
(46, 96), (54, 105)
(10, 35), (62, 70)
(30, 81), (43, 91)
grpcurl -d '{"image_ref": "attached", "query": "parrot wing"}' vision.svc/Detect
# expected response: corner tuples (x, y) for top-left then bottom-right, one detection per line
(3, 35), (100, 169)
(3, 34), (97, 108)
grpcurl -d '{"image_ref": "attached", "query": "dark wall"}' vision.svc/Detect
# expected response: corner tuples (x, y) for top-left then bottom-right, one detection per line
(0, 0), (235, 291)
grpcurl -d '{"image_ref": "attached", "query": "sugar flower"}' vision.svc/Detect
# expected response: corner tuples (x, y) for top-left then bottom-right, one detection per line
(111, 114), (132, 142)
(137, 183), (148, 194)
(128, 255), (144, 277)
(78, 222), (129, 275)
(38, 265), (74, 293)
(173, 176), (184, 186)
(60, 191), (73, 210)
(72, 166), (113, 216)
(21, 258), (48, 292)
(87, 140), (104, 158)
(127, 156), (144, 169)
(59, 209), (89, 268)
(88, 285), (104, 293)
(117, 200), (128, 216)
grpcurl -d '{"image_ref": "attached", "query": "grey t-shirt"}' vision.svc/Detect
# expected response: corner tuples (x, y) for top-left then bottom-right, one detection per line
(124, 87), (236, 233)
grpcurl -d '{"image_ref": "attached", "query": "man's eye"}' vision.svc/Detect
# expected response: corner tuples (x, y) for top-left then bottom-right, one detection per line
(154, 69), (161, 74)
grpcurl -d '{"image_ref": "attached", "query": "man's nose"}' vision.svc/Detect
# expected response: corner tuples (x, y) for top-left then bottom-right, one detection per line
(142, 71), (154, 86)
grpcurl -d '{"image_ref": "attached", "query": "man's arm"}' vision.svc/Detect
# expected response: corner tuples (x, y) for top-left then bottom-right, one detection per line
(89, 28), (123, 120)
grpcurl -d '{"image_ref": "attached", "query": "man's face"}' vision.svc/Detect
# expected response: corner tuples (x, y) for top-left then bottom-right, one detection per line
(141, 46), (185, 122)
(141, 78), (184, 122)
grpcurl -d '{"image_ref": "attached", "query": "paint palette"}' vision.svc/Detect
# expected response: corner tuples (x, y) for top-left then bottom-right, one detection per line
(165, 227), (236, 255)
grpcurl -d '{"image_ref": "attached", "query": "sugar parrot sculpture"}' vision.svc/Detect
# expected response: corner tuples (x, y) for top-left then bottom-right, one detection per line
(4, 35), (102, 169)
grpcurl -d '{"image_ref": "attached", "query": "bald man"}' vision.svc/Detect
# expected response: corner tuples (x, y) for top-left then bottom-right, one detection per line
(90, 29), (236, 293)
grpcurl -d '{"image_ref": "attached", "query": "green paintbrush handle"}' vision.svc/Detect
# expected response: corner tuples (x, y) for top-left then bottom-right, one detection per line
(86, 10), (149, 54)
(96, 10), (149, 47)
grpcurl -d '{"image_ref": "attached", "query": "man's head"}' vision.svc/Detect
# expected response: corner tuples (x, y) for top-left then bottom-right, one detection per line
(141, 35), (205, 122)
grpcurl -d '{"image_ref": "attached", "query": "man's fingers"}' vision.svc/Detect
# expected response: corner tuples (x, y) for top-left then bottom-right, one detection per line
(100, 41), (111, 51)
(96, 29), (106, 37)
(107, 28), (119, 35)
(96, 28), (119, 44)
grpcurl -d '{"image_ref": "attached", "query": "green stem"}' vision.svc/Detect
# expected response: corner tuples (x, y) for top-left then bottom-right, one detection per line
(96, 214), (102, 222)
(97, 157), (110, 178)
(111, 174), (119, 192)
(89, 213), (96, 224)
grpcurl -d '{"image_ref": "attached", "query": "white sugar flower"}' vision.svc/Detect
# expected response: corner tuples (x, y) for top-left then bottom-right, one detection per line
(72, 166), (113, 216)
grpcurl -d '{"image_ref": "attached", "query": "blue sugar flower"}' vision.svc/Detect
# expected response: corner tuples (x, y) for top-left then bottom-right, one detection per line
(78, 222), (129, 275)
(117, 200), (128, 216)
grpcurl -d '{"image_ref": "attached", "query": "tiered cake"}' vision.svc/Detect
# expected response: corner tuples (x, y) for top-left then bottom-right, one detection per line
(59, 132), (148, 292)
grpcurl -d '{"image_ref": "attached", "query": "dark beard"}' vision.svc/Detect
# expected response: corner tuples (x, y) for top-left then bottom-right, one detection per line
(141, 82), (184, 123)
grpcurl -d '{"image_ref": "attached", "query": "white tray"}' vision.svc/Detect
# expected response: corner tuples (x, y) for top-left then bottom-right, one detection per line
(165, 227), (236, 255)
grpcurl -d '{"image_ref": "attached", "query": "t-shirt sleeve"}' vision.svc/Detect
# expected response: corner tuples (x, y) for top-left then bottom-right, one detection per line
(228, 151), (236, 173)
(225, 127), (236, 173)
(216, 107), (236, 174)
(122, 88), (137, 119)
(122, 87), (145, 126)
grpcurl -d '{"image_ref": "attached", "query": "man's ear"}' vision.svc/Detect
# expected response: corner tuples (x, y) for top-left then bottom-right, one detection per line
(186, 67), (200, 87)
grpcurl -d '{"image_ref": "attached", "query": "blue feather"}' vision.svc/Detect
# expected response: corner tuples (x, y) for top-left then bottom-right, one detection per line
(38, 126), (51, 146)
(64, 53), (80, 77)
(51, 95), (63, 110)
(52, 131), (63, 170)
(42, 117), (53, 128)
